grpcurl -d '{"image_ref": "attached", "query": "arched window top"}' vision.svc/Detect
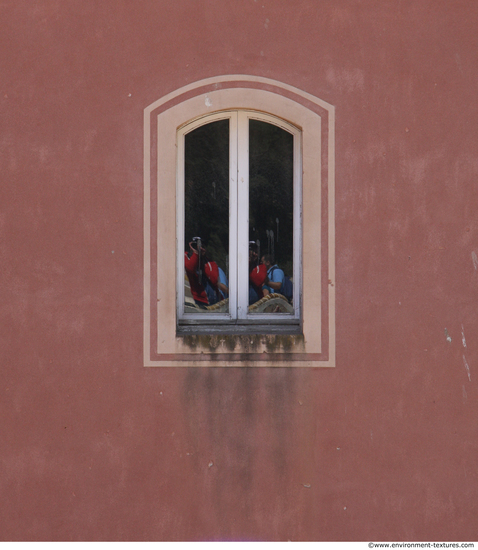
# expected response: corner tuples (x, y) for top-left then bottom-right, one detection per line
(178, 108), (301, 134)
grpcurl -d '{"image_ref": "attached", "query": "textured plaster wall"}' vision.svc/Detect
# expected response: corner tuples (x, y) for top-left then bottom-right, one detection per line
(1, 0), (478, 541)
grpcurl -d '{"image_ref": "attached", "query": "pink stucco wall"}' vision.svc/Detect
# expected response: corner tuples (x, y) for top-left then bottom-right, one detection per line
(1, 0), (477, 541)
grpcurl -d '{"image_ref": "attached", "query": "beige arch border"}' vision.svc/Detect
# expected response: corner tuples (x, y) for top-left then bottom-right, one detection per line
(144, 75), (335, 367)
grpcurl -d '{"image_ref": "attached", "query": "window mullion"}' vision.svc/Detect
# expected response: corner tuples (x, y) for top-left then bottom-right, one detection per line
(237, 112), (249, 319)
(229, 112), (238, 319)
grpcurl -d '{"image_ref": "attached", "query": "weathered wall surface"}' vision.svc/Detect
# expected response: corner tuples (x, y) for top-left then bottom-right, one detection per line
(1, 0), (477, 541)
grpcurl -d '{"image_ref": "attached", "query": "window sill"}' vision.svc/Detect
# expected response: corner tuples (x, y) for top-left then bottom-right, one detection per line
(177, 332), (306, 356)
(176, 320), (302, 336)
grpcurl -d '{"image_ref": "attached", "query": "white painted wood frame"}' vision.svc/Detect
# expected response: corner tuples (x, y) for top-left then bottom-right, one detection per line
(177, 110), (301, 325)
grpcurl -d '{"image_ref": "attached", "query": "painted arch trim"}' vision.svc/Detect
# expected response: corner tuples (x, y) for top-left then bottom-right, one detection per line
(144, 75), (335, 367)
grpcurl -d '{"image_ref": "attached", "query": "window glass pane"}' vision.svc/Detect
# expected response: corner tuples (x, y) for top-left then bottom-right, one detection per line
(184, 119), (230, 313)
(248, 119), (294, 314)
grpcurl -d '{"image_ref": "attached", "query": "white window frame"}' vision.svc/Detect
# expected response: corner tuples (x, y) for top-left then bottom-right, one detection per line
(176, 110), (302, 328)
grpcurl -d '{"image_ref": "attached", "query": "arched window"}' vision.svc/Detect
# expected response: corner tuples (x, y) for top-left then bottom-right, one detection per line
(177, 110), (301, 328)
(144, 76), (335, 367)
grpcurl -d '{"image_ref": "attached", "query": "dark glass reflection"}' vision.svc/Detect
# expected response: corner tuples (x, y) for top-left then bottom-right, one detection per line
(248, 119), (294, 313)
(184, 120), (229, 313)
